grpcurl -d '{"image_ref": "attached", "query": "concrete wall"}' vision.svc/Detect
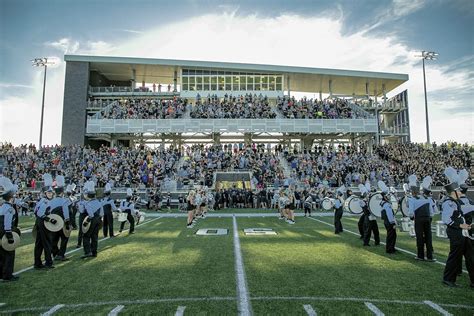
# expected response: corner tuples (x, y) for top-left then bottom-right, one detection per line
(61, 61), (90, 145)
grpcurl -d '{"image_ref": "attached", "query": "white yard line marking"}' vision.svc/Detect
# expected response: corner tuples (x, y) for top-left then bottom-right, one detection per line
(13, 217), (161, 276)
(175, 305), (186, 316)
(303, 304), (317, 316)
(365, 302), (385, 316)
(40, 304), (64, 316)
(108, 305), (125, 316)
(424, 301), (453, 316)
(1, 296), (472, 314)
(306, 217), (468, 273)
(232, 216), (253, 316)
(0, 304), (4, 307)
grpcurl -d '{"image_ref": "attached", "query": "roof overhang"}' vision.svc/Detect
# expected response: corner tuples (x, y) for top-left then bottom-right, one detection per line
(65, 55), (408, 96)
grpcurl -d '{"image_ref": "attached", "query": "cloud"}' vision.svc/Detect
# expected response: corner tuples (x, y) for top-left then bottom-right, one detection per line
(0, 83), (33, 89)
(120, 29), (144, 34)
(361, 0), (426, 33)
(1, 12), (472, 145)
(45, 38), (80, 54)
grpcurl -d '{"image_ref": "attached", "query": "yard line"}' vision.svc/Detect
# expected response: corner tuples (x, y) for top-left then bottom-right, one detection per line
(424, 301), (453, 316)
(175, 305), (186, 316)
(303, 304), (317, 316)
(232, 216), (253, 316)
(0, 297), (236, 314)
(13, 217), (161, 276)
(0, 304), (4, 307)
(40, 304), (64, 316)
(306, 216), (468, 273)
(108, 305), (125, 316)
(364, 302), (385, 316)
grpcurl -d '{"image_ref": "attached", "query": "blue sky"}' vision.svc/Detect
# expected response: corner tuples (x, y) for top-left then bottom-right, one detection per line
(1, 0), (473, 145)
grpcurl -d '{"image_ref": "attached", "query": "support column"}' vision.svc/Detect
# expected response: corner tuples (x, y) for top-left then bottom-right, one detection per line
(131, 69), (136, 90)
(319, 91), (322, 101)
(382, 83), (387, 106)
(244, 133), (252, 146)
(212, 132), (221, 144)
(287, 75), (291, 97)
(365, 82), (369, 100)
(329, 79), (333, 98)
(173, 70), (178, 92)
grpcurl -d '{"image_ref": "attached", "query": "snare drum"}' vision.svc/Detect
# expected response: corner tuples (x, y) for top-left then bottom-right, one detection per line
(400, 196), (410, 217)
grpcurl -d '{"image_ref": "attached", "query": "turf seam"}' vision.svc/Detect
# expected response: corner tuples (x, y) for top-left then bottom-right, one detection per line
(13, 217), (161, 276)
(232, 216), (253, 316)
(306, 216), (469, 274)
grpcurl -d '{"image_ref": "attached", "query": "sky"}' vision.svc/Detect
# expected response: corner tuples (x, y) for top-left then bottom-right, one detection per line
(0, 0), (473, 146)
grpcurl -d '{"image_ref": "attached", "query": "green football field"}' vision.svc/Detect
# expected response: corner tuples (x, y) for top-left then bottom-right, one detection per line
(1, 210), (473, 315)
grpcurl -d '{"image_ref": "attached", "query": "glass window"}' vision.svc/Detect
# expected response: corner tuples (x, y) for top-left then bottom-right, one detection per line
(218, 76), (225, 90)
(240, 76), (246, 91)
(189, 70), (195, 75)
(203, 76), (210, 90)
(182, 69), (189, 75)
(211, 71), (217, 75)
(269, 76), (276, 91)
(276, 83), (282, 91)
(195, 70), (202, 75)
(182, 83), (189, 91)
(189, 77), (196, 91)
(196, 76), (203, 90)
(218, 71), (224, 75)
(225, 76), (232, 90)
(261, 75), (268, 90)
(247, 75), (254, 91)
(276, 76), (282, 84)
(233, 76), (240, 90)
(182, 77), (189, 84)
(254, 75), (261, 90)
(203, 70), (210, 75)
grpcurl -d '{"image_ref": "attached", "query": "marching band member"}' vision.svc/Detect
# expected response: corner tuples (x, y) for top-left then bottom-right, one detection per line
(80, 181), (102, 258)
(441, 167), (474, 288)
(359, 183), (380, 246)
(50, 175), (71, 261)
(101, 183), (117, 238)
(286, 186), (296, 225)
(408, 175), (435, 262)
(334, 186), (345, 234)
(378, 181), (397, 254)
(67, 183), (78, 229)
(119, 188), (136, 235)
(0, 176), (19, 281)
(33, 174), (56, 269)
(278, 190), (286, 220)
(303, 189), (314, 217)
(458, 170), (473, 238)
(76, 185), (87, 248)
(186, 190), (196, 228)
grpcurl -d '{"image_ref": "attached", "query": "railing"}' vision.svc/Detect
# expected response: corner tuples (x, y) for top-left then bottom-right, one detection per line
(86, 118), (378, 134)
(348, 102), (374, 118)
(89, 86), (178, 96)
(380, 126), (410, 135)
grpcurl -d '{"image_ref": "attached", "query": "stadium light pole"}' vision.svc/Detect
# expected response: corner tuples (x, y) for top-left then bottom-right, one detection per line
(416, 51), (438, 146)
(32, 57), (54, 148)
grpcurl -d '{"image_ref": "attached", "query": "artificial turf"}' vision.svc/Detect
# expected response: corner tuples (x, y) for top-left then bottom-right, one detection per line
(1, 210), (473, 315)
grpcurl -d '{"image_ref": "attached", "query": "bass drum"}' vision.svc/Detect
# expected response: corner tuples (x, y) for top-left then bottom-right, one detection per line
(321, 198), (334, 211)
(368, 193), (384, 218)
(400, 196), (410, 217)
(346, 196), (363, 214)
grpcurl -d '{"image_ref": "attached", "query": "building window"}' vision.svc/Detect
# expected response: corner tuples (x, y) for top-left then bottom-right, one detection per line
(203, 76), (210, 90)
(218, 76), (225, 90)
(225, 76), (232, 90)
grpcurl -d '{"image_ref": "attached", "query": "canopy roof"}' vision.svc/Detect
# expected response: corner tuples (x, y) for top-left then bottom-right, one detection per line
(65, 55), (408, 96)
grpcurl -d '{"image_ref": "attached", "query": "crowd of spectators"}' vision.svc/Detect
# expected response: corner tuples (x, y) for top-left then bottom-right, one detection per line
(285, 142), (472, 188)
(0, 141), (471, 193)
(190, 94), (277, 119)
(277, 96), (369, 119)
(97, 97), (187, 119)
